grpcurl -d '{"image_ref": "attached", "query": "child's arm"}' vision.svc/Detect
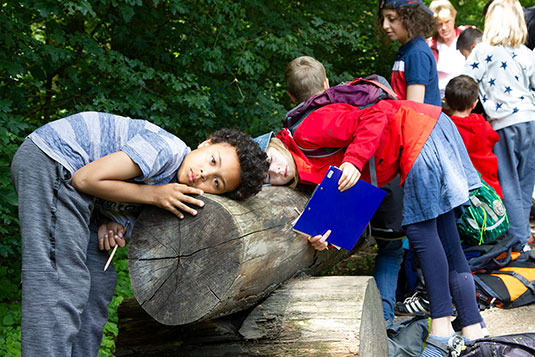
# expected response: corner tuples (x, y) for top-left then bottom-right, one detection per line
(405, 84), (426, 103)
(98, 221), (127, 251)
(72, 151), (204, 219)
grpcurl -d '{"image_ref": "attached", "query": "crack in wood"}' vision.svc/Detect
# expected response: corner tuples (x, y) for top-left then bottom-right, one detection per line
(140, 260), (181, 305)
(208, 286), (221, 302)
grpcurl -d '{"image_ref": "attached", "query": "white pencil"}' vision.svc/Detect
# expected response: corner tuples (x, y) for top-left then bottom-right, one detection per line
(104, 245), (118, 271)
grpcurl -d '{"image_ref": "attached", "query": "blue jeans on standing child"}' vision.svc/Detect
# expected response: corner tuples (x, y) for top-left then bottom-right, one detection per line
(494, 121), (535, 250)
(375, 238), (404, 324)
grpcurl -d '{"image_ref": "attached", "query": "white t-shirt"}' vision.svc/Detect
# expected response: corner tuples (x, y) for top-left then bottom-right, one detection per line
(436, 39), (466, 98)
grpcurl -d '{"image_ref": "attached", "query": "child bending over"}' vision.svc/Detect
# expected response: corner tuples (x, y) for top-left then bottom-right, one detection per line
(264, 59), (486, 354)
(456, 27), (483, 59)
(11, 112), (268, 356)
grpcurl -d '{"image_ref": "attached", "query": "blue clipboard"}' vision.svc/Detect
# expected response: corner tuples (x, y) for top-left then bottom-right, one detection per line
(293, 166), (386, 251)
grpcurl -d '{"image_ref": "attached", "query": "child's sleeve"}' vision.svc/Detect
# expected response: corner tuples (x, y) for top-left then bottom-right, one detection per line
(98, 211), (137, 241)
(404, 51), (435, 86)
(121, 130), (189, 185)
(295, 103), (388, 171)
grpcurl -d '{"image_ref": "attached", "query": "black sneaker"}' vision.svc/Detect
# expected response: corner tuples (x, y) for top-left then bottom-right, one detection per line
(394, 292), (430, 316)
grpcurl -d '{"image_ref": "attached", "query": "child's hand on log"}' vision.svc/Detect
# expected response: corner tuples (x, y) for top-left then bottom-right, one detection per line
(308, 230), (331, 251)
(152, 183), (204, 219)
(98, 222), (127, 251)
(338, 162), (360, 192)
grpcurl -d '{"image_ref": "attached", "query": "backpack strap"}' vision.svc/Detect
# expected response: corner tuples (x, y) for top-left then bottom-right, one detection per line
(492, 270), (535, 294)
(492, 247), (513, 268)
(364, 156), (377, 243)
(369, 155), (377, 187)
(346, 77), (398, 100)
(425, 335), (465, 357)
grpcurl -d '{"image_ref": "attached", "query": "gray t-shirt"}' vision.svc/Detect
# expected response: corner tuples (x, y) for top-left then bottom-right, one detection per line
(29, 111), (190, 235)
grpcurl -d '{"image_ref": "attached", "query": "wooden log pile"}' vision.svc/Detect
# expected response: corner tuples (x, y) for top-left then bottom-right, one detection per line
(128, 186), (355, 326)
(117, 275), (387, 357)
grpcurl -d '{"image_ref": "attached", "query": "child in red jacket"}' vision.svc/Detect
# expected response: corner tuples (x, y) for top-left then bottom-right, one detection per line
(262, 57), (486, 355)
(445, 75), (503, 197)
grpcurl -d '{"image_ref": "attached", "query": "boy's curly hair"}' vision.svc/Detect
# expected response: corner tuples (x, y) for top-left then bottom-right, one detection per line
(377, 5), (436, 40)
(208, 128), (268, 201)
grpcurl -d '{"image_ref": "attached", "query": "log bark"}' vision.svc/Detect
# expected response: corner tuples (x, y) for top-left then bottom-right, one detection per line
(117, 276), (387, 357)
(128, 186), (354, 326)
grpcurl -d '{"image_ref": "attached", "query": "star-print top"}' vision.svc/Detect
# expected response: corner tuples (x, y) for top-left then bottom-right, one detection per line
(463, 43), (535, 131)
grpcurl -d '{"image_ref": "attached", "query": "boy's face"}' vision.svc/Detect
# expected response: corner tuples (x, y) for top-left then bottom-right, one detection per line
(177, 142), (241, 194)
(381, 9), (409, 45)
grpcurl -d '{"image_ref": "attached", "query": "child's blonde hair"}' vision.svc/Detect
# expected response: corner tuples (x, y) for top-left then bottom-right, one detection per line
(268, 137), (299, 188)
(429, 0), (457, 20)
(483, 0), (527, 47)
(285, 56), (327, 104)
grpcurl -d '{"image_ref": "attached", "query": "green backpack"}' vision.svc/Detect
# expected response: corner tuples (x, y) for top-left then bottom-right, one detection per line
(458, 178), (509, 246)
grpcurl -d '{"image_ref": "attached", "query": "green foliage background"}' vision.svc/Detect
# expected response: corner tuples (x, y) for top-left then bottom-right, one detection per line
(0, 0), (525, 355)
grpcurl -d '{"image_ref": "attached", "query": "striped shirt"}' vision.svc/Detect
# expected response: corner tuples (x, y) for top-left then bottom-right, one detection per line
(29, 111), (190, 233)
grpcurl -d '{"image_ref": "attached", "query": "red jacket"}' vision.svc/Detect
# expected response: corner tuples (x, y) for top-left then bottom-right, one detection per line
(276, 100), (441, 187)
(450, 113), (503, 198)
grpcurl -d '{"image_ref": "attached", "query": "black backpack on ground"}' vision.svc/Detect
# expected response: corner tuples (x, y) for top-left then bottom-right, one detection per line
(426, 333), (535, 357)
(460, 333), (535, 356)
(387, 316), (428, 357)
(473, 253), (535, 309)
(464, 236), (525, 272)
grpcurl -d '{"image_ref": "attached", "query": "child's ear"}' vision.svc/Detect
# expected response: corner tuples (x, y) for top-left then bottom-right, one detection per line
(288, 92), (298, 104)
(471, 99), (478, 111)
(323, 78), (330, 90)
(197, 139), (212, 148)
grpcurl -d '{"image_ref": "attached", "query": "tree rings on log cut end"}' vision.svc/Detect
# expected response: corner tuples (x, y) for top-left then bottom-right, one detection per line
(127, 186), (346, 327)
(128, 197), (242, 325)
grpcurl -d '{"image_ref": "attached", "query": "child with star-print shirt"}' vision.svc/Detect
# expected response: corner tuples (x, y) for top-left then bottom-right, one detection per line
(463, 0), (535, 250)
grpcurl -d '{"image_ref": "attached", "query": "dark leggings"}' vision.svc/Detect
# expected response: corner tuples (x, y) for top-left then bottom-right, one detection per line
(404, 210), (482, 327)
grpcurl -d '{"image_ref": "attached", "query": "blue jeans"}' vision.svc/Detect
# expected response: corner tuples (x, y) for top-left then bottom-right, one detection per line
(494, 122), (535, 249)
(374, 238), (404, 322)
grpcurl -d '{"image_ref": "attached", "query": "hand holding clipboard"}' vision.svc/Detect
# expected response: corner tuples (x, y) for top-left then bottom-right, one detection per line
(293, 166), (386, 251)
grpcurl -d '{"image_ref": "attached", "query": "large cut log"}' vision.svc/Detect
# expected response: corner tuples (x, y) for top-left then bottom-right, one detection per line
(129, 186), (355, 326)
(116, 276), (387, 357)
(237, 275), (387, 357)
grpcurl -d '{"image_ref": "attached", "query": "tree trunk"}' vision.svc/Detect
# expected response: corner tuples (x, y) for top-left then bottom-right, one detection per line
(128, 186), (355, 326)
(117, 276), (387, 357)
